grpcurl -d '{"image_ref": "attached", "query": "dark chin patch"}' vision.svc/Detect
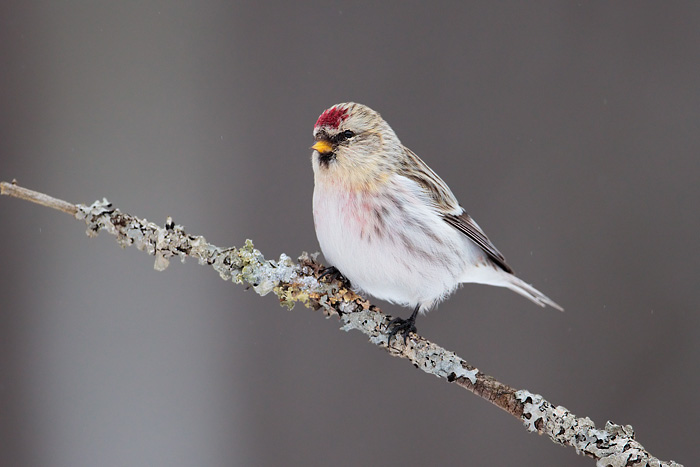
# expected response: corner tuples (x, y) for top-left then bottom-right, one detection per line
(318, 153), (336, 168)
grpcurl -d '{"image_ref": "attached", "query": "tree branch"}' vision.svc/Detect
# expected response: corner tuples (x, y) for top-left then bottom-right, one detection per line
(1, 180), (682, 467)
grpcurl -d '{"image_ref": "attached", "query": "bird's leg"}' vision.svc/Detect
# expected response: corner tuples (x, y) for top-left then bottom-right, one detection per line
(386, 305), (420, 344)
(318, 265), (352, 288)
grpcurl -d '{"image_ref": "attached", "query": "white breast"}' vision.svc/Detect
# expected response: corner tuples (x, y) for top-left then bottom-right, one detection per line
(312, 174), (483, 311)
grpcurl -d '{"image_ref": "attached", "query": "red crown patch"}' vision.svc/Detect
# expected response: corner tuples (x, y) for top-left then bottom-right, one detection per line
(315, 106), (349, 129)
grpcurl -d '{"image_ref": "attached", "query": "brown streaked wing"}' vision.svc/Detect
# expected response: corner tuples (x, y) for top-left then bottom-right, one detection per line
(443, 212), (514, 273)
(398, 146), (461, 214)
(398, 145), (514, 273)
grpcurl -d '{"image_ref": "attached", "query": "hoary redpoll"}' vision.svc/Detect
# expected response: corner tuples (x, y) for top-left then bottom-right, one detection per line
(311, 103), (562, 342)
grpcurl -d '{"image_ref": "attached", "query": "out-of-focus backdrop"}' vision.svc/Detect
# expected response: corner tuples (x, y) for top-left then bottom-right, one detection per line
(1, 2), (698, 466)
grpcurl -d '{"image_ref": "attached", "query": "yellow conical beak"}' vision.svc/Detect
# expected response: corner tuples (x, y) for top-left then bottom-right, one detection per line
(312, 140), (333, 154)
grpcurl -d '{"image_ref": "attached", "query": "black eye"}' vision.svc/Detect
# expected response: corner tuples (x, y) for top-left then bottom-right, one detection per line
(335, 130), (355, 142)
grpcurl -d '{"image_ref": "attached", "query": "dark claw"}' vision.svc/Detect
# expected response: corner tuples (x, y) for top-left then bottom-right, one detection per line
(386, 305), (420, 345)
(386, 317), (417, 344)
(318, 266), (351, 288)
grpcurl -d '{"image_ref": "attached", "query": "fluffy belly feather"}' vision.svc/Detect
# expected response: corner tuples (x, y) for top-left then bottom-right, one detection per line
(313, 180), (476, 310)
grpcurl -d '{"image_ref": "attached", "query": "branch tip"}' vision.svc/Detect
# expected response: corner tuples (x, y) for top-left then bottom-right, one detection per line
(1, 180), (78, 215)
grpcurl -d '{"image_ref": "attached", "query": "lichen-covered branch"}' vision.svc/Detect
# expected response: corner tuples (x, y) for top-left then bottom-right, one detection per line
(0, 181), (682, 467)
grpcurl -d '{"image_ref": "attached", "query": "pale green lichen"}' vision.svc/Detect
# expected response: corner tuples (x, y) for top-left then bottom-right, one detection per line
(232, 241), (298, 296)
(514, 390), (682, 467)
(340, 310), (477, 383)
(77, 201), (306, 305)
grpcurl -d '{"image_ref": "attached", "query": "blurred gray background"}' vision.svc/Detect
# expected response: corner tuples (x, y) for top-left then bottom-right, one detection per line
(1, 2), (698, 466)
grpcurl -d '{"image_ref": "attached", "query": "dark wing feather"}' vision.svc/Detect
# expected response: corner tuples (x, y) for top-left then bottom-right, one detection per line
(443, 212), (514, 273)
(398, 147), (461, 213)
(397, 146), (514, 274)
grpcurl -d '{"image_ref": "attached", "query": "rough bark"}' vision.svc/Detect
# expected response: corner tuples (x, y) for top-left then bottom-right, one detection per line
(1, 181), (683, 467)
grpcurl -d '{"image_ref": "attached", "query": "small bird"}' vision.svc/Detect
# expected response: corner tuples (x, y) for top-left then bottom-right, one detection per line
(311, 103), (562, 342)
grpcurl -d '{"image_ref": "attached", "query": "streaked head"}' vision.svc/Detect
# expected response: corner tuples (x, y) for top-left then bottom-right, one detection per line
(311, 103), (403, 186)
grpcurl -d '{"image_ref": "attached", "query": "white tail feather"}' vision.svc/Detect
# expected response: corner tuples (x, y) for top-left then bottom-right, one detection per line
(460, 266), (563, 311)
(503, 274), (564, 311)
